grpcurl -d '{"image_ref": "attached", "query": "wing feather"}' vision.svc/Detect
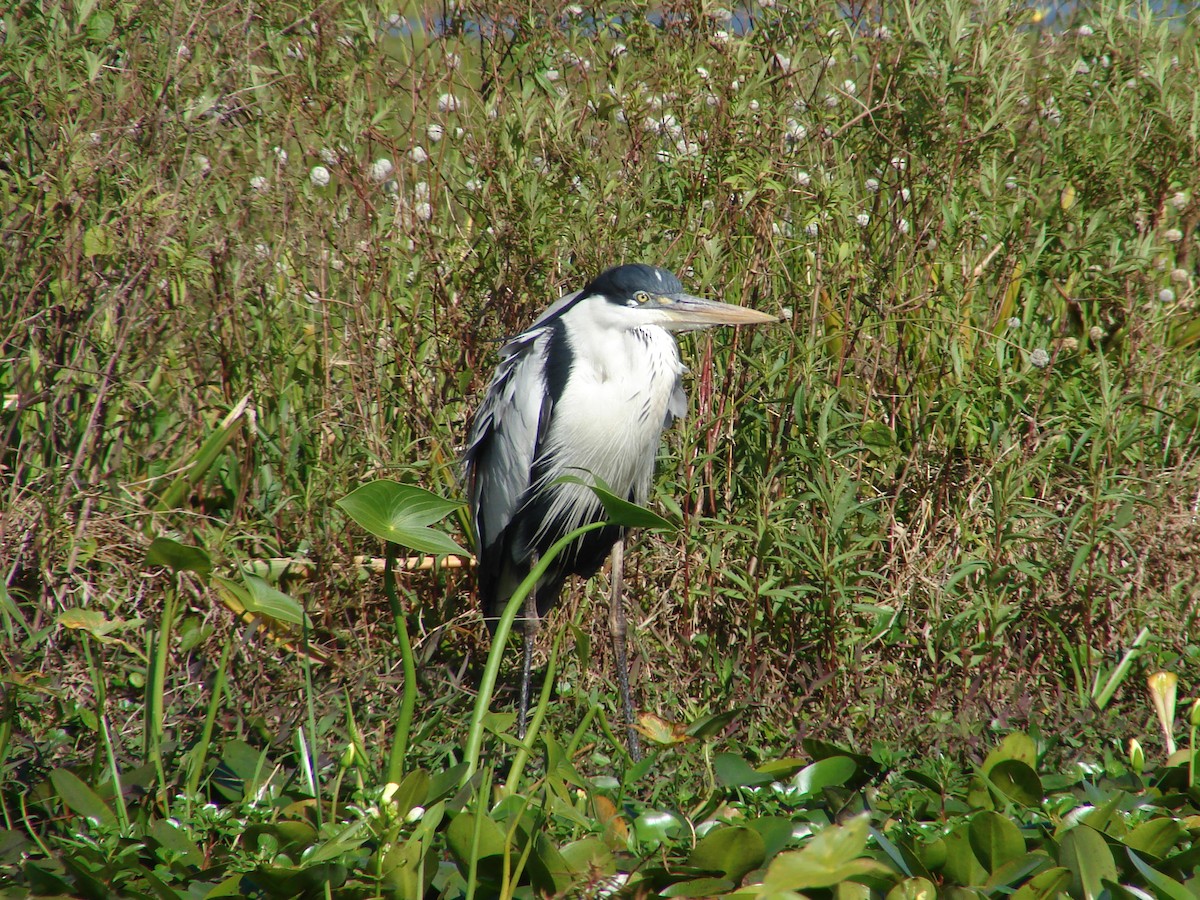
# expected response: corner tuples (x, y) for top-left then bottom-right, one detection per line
(464, 326), (553, 561)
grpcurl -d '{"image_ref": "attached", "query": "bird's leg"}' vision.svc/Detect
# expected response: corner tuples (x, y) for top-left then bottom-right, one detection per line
(609, 537), (642, 761)
(518, 551), (538, 741)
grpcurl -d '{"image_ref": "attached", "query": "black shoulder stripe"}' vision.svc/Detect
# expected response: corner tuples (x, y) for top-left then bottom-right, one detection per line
(543, 318), (572, 405)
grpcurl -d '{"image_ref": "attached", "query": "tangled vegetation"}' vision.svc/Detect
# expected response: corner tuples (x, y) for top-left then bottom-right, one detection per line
(2, 0), (1199, 895)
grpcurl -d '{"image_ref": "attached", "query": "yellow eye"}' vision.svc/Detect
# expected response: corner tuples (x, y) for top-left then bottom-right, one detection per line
(634, 290), (650, 305)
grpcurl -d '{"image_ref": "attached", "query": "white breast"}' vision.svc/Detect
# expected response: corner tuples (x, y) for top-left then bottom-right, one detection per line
(533, 320), (683, 540)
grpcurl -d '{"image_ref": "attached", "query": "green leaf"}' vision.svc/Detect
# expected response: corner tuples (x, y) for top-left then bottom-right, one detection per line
(1009, 867), (1073, 899)
(749, 816), (797, 859)
(1126, 847), (1193, 900)
(661, 876), (737, 897)
(886, 877), (937, 900)
(688, 826), (766, 882)
(860, 420), (895, 450)
(686, 707), (743, 740)
(445, 812), (509, 882)
(761, 816), (889, 891)
(145, 537), (212, 578)
(559, 838), (614, 876)
(240, 574), (309, 627)
(968, 810), (1025, 873)
(50, 769), (116, 827)
(986, 759), (1043, 805)
(85, 9), (115, 41)
(982, 732), (1038, 774)
(632, 810), (685, 847)
(941, 827), (987, 886)
(83, 224), (113, 257)
(714, 752), (774, 787)
(554, 475), (675, 530)
(1058, 825), (1116, 900)
(1122, 817), (1183, 857)
(791, 756), (857, 798)
(336, 480), (467, 554)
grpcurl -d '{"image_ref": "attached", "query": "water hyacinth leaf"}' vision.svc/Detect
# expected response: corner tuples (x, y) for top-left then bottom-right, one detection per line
(749, 817), (799, 859)
(760, 816), (889, 891)
(1122, 818), (1184, 857)
(886, 877), (937, 899)
(982, 732), (1038, 775)
(1126, 848), (1193, 900)
(713, 752), (774, 788)
(527, 833), (571, 895)
(559, 838), (614, 876)
(1009, 867), (1073, 899)
(1058, 825), (1116, 900)
(445, 812), (509, 882)
(49, 769), (115, 827)
(986, 759), (1043, 806)
(687, 826), (766, 882)
(981, 853), (1052, 892)
(336, 480), (466, 555)
(801, 739), (879, 778)
(146, 536), (212, 578)
(791, 756), (857, 798)
(968, 810), (1025, 873)
(754, 758), (807, 779)
(941, 827), (987, 886)
(661, 876), (737, 897)
(633, 810), (685, 847)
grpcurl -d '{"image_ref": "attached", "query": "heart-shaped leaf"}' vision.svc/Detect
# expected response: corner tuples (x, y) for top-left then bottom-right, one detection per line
(337, 480), (466, 555)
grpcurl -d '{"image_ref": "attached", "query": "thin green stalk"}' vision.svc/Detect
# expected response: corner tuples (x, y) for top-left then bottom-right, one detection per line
(80, 637), (129, 831)
(146, 584), (179, 814)
(465, 767), (493, 900)
(184, 637), (233, 798)
(385, 542), (417, 785)
(302, 599), (323, 829)
(504, 619), (567, 794)
(462, 521), (609, 784)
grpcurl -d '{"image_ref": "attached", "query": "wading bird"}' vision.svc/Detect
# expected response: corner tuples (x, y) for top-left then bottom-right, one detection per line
(464, 264), (775, 757)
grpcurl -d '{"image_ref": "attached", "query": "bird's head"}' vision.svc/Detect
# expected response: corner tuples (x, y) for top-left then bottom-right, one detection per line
(583, 264), (778, 332)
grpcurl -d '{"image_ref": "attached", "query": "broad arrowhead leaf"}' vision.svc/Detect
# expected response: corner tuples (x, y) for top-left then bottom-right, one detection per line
(337, 480), (466, 554)
(146, 536), (212, 578)
(242, 574), (310, 627)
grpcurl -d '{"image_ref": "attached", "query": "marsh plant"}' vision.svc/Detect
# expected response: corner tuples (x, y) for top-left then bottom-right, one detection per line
(2, 0), (1199, 894)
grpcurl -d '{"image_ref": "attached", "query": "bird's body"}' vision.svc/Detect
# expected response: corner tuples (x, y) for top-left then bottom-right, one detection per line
(466, 267), (688, 622)
(464, 264), (775, 752)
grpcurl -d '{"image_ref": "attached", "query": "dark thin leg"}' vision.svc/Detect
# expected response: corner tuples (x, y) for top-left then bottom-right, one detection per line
(609, 538), (642, 761)
(518, 551), (538, 740)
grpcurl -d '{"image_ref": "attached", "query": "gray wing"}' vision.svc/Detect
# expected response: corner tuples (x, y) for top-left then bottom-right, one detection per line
(463, 325), (554, 558)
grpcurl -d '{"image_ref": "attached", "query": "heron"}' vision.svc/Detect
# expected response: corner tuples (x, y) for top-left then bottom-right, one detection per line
(463, 263), (776, 757)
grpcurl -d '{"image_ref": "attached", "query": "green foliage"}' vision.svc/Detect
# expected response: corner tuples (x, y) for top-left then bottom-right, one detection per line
(3, 0), (1200, 894)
